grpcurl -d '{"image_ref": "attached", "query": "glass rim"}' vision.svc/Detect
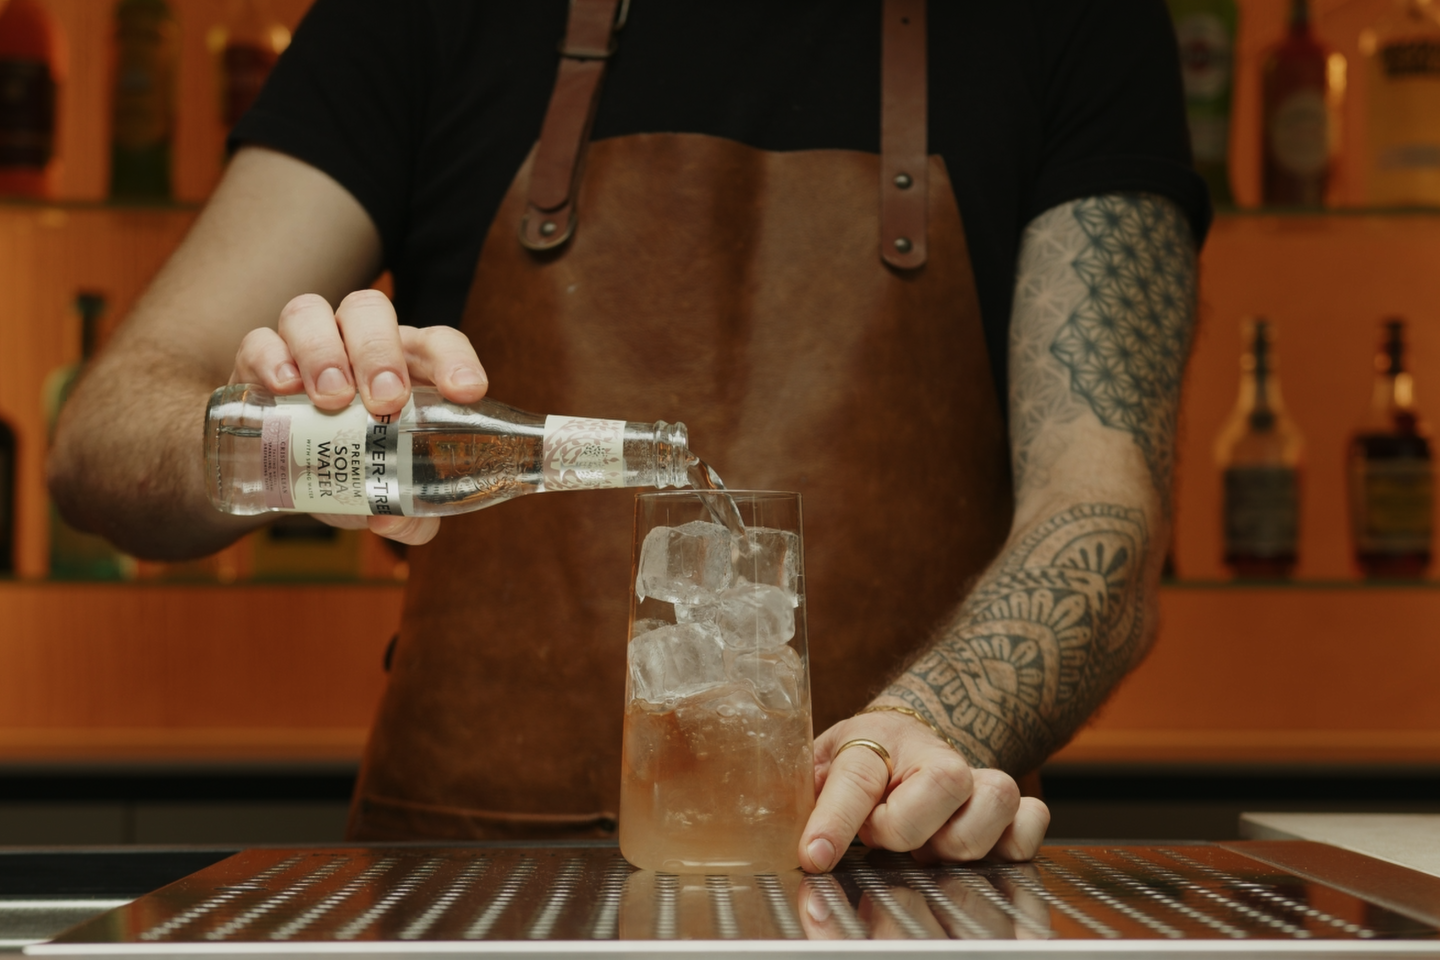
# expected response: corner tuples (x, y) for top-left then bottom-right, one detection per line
(637, 489), (799, 502)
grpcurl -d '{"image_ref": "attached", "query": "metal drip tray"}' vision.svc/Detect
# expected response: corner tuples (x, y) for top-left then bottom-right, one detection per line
(26, 841), (1440, 957)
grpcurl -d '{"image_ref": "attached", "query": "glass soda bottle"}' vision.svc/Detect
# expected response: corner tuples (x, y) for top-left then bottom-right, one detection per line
(205, 384), (695, 517)
(1360, 0), (1440, 206)
(1262, 0), (1344, 206)
(1348, 319), (1433, 578)
(1214, 319), (1303, 578)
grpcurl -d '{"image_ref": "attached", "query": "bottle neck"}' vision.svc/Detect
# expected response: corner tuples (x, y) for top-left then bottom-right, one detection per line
(1248, 324), (1279, 432)
(1290, 0), (1311, 35)
(627, 419), (692, 489)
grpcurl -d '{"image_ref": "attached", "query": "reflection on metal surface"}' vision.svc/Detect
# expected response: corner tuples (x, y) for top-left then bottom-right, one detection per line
(25, 842), (1440, 953)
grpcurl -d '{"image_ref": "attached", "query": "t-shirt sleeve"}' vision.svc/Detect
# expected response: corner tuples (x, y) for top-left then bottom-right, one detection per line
(1028, 0), (1212, 244)
(228, 0), (435, 264)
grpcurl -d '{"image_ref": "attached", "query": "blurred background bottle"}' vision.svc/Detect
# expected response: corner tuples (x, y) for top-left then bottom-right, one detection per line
(1348, 319), (1433, 578)
(1262, 0), (1345, 206)
(1360, 0), (1440, 206)
(110, 0), (178, 201)
(1168, 0), (1238, 206)
(0, 411), (14, 577)
(0, 0), (62, 199)
(1215, 319), (1302, 578)
(208, 0), (289, 134)
(44, 291), (135, 580)
(248, 515), (362, 582)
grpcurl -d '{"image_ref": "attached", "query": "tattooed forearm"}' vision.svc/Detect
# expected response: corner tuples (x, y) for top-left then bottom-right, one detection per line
(882, 503), (1148, 773)
(1010, 195), (1196, 499)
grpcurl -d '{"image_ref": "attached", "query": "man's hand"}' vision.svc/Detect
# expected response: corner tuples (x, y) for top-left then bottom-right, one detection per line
(229, 288), (489, 545)
(798, 709), (1049, 873)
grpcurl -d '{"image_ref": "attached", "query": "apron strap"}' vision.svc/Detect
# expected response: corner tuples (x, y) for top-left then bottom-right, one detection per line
(520, 0), (929, 266)
(880, 0), (928, 269)
(519, 0), (626, 251)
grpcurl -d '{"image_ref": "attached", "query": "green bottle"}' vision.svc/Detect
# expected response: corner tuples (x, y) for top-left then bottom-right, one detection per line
(1169, 0), (1239, 206)
(44, 292), (136, 580)
(109, 0), (178, 200)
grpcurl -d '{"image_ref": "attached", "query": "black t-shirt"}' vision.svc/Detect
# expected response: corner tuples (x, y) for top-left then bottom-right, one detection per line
(232, 0), (1209, 401)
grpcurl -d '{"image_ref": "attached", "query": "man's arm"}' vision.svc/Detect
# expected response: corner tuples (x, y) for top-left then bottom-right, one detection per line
(47, 147), (385, 560)
(874, 193), (1197, 774)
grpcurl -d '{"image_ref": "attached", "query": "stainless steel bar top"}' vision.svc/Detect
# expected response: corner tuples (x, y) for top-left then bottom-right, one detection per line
(23, 841), (1440, 958)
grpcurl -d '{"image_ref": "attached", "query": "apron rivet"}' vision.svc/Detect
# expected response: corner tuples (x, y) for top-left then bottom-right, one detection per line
(893, 172), (912, 189)
(540, 220), (558, 237)
(893, 236), (913, 253)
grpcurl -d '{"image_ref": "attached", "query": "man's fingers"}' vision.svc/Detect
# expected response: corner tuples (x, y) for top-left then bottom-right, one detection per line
(277, 293), (354, 410)
(335, 290), (410, 416)
(369, 515), (440, 546)
(989, 797), (1051, 862)
(912, 768), (1022, 864)
(232, 327), (302, 392)
(861, 742), (972, 852)
(799, 745), (891, 873)
(400, 325), (488, 404)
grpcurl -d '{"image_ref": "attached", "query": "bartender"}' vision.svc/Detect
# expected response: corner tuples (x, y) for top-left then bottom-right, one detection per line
(48, 0), (1207, 872)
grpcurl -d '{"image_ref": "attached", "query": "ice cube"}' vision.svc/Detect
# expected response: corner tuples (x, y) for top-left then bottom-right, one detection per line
(714, 582), (796, 650)
(674, 601), (719, 626)
(637, 521), (734, 604)
(628, 622), (726, 704)
(732, 527), (801, 604)
(725, 645), (804, 713)
(631, 618), (669, 639)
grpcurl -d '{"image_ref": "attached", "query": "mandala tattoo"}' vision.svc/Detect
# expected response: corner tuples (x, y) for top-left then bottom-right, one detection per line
(884, 503), (1148, 773)
(1010, 195), (1196, 498)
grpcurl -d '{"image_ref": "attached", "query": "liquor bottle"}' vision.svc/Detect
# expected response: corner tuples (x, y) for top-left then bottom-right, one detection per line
(208, 0), (289, 131)
(0, 413), (15, 576)
(0, 0), (62, 198)
(206, 384), (695, 517)
(44, 292), (135, 580)
(1360, 0), (1440, 206)
(110, 0), (178, 201)
(1168, 0), (1239, 206)
(1349, 319), (1433, 578)
(1214, 319), (1303, 578)
(1262, 0), (1344, 206)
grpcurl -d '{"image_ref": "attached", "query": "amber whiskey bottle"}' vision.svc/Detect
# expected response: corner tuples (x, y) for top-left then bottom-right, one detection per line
(1349, 319), (1433, 578)
(1215, 319), (1303, 578)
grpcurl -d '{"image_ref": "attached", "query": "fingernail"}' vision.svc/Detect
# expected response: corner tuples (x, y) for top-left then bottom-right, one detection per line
(275, 362), (300, 384)
(316, 366), (349, 395)
(370, 370), (404, 403)
(452, 367), (485, 388)
(807, 838), (835, 872)
(805, 887), (831, 922)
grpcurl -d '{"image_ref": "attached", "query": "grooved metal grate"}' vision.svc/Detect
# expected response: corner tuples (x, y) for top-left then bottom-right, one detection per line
(30, 843), (1440, 952)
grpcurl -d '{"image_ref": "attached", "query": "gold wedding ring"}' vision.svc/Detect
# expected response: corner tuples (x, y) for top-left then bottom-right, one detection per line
(834, 738), (895, 779)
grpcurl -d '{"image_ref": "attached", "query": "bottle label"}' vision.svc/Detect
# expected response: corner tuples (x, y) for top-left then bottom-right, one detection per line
(1269, 90), (1329, 177)
(1381, 40), (1440, 78)
(0, 58), (56, 167)
(542, 415), (626, 490)
(1353, 457), (1433, 552)
(1175, 13), (1233, 101)
(1223, 466), (1299, 558)
(262, 396), (413, 516)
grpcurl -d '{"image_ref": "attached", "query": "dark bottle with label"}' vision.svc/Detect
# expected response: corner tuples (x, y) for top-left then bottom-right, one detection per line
(1168, 0), (1239, 206)
(1262, 0), (1343, 206)
(1215, 319), (1302, 578)
(209, 0), (289, 131)
(1349, 319), (1433, 578)
(0, 414), (14, 576)
(0, 0), (61, 198)
(110, 0), (178, 200)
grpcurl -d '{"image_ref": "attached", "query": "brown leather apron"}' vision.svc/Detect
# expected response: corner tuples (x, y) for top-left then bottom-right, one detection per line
(348, 0), (1012, 842)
